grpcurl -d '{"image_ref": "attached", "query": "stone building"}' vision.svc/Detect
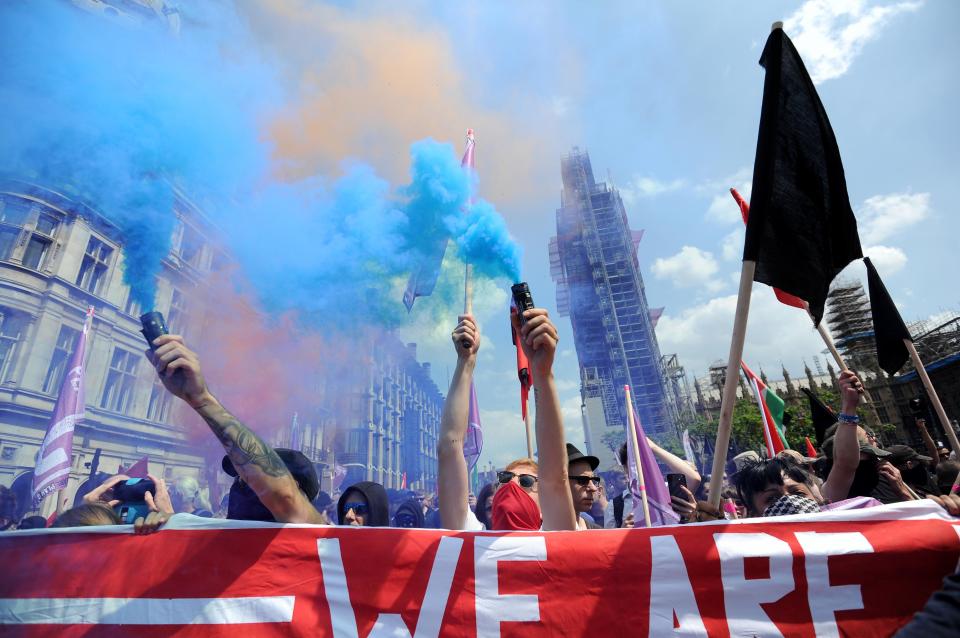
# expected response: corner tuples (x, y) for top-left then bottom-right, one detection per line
(0, 179), (223, 519)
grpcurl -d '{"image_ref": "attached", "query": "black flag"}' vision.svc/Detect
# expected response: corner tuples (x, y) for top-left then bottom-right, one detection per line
(801, 387), (836, 446)
(744, 27), (863, 325)
(865, 257), (912, 375)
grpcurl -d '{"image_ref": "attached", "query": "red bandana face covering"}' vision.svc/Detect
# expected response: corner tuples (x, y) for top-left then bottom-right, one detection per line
(491, 480), (541, 530)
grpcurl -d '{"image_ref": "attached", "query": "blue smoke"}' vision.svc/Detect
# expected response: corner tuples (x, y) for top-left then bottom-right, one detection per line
(0, 2), (520, 327)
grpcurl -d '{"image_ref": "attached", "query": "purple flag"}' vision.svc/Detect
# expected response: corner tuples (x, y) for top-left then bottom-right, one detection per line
(32, 307), (93, 506)
(463, 382), (483, 471)
(625, 393), (679, 527)
(402, 130), (476, 310)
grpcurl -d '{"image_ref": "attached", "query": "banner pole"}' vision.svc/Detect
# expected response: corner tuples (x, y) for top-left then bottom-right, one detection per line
(464, 264), (473, 315)
(708, 260), (755, 509)
(625, 385), (651, 528)
(523, 408), (533, 459)
(905, 339), (960, 455)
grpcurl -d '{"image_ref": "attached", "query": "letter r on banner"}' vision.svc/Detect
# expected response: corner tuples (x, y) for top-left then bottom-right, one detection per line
(474, 536), (546, 637)
(795, 532), (873, 638)
(715, 533), (794, 638)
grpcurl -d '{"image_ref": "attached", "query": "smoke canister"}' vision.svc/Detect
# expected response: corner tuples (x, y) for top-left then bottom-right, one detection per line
(140, 311), (168, 350)
(511, 282), (535, 324)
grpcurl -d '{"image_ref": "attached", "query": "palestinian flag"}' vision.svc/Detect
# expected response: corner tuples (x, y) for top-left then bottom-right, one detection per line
(741, 361), (790, 456)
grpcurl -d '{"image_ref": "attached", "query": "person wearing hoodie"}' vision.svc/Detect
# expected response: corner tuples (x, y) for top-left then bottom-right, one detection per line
(392, 498), (425, 528)
(337, 481), (389, 527)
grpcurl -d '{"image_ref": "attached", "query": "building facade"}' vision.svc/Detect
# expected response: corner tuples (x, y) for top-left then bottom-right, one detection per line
(0, 180), (224, 519)
(550, 148), (674, 467)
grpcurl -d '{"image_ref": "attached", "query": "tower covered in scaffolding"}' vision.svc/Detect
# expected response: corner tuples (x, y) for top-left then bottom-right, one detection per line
(826, 280), (879, 374)
(550, 148), (674, 465)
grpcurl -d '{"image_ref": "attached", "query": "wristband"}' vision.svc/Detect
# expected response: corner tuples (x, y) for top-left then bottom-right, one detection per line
(838, 413), (859, 424)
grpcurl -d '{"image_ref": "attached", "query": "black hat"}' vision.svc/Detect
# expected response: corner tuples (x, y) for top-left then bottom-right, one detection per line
(566, 443), (599, 471)
(221, 448), (320, 502)
(885, 444), (932, 465)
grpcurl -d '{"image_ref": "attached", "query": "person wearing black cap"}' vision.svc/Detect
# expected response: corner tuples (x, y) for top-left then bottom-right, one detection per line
(337, 481), (389, 527)
(222, 449), (319, 521)
(566, 443), (601, 530)
(144, 334), (325, 524)
(886, 445), (938, 497)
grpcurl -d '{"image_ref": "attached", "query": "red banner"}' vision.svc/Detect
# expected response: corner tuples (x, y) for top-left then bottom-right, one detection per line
(1, 501), (958, 637)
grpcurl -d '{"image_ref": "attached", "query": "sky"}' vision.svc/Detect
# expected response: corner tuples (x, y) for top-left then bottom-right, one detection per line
(376, 0), (959, 469)
(11, 1), (957, 473)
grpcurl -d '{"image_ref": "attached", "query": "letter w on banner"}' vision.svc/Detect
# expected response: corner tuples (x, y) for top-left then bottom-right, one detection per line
(31, 307), (93, 506)
(1, 501), (958, 636)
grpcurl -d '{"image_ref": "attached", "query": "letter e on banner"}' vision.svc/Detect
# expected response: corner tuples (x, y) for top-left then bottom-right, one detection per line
(474, 536), (546, 637)
(715, 533), (794, 637)
(648, 535), (707, 636)
(795, 532), (874, 638)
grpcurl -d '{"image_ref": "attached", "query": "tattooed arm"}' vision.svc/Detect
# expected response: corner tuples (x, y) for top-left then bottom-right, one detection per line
(146, 335), (322, 524)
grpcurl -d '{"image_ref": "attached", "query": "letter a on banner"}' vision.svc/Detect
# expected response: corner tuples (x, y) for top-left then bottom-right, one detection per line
(648, 536), (707, 636)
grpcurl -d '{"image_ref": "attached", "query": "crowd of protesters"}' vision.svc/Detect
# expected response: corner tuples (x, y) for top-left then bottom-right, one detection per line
(3, 306), (960, 534)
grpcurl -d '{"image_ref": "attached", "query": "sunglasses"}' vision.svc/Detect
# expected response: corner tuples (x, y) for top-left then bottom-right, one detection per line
(569, 475), (601, 487)
(342, 502), (368, 516)
(497, 471), (538, 489)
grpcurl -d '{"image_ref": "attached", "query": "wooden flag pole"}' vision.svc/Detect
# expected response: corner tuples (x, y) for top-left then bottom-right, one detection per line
(625, 385), (652, 528)
(708, 260), (756, 509)
(464, 263), (473, 315)
(523, 409), (533, 459)
(905, 339), (960, 455)
(806, 306), (882, 425)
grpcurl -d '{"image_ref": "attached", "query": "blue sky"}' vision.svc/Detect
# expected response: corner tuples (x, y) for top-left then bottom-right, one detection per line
(373, 0), (959, 469)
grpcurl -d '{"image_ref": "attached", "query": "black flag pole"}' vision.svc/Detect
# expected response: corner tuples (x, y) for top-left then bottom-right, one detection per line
(904, 340), (960, 455)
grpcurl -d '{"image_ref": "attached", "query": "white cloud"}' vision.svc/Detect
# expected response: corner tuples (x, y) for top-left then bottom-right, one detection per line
(858, 192), (930, 244)
(621, 176), (686, 204)
(720, 228), (744, 261)
(784, 0), (923, 84)
(656, 292), (825, 378)
(652, 246), (724, 291)
(863, 244), (908, 274)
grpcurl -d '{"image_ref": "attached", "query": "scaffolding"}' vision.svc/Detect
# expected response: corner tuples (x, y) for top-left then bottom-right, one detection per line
(550, 148), (674, 437)
(826, 280), (879, 374)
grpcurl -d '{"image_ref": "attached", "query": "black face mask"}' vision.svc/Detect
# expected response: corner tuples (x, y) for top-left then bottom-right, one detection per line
(849, 460), (880, 497)
(227, 480), (275, 522)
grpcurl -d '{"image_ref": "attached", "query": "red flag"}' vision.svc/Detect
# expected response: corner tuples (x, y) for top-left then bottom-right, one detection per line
(731, 188), (806, 309)
(805, 437), (818, 458)
(740, 361), (788, 457)
(511, 320), (533, 420)
(400, 472), (407, 490)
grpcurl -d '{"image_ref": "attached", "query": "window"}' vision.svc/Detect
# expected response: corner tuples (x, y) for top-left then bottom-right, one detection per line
(124, 293), (141, 318)
(76, 236), (113, 295)
(146, 378), (172, 422)
(180, 225), (203, 268)
(42, 325), (80, 393)
(100, 348), (138, 413)
(21, 213), (59, 271)
(0, 228), (19, 261)
(0, 309), (27, 381)
(167, 289), (186, 333)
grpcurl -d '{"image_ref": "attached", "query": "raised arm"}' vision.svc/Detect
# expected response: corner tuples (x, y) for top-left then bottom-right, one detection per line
(822, 370), (864, 503)
(514, 308), (577, 531)
(647, 437), (702, 493)
(438, 315), (479, 530)
(146, 335), (322, 524)
(915, 418), (941, 468)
